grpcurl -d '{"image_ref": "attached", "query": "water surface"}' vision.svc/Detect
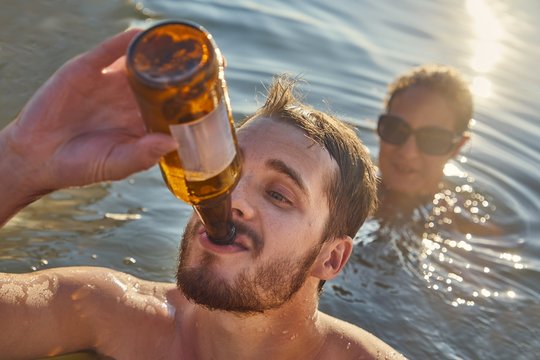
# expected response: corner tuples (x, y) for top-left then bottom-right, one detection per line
(1, 1), (539, 359)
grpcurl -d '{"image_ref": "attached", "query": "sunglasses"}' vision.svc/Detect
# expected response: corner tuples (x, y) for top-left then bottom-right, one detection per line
(377, 114), (462, 156)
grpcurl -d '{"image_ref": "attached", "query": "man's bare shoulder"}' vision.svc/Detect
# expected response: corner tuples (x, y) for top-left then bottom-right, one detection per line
(317, 311), (407, 360)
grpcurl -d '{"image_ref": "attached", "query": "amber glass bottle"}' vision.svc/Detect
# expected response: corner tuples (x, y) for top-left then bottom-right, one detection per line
(126, 21), (241, 244)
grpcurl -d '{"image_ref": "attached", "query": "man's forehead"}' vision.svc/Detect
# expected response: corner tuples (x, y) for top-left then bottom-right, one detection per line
(238, 116), (326, 155)
(238, 116), (337, 190)
(238, 115), (280, 132)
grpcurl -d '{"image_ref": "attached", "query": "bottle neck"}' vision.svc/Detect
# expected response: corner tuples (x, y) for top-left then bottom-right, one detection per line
(193, 195), (236, 245)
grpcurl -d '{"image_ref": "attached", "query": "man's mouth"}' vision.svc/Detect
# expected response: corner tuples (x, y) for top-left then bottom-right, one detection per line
(194, 219), (264, 258)
(197, 226), (251, 254)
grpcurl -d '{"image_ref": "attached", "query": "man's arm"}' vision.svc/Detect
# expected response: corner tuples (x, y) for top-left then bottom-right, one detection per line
(0, 267), (177, 360)
(0, 29), (177, 227)
(0, 268), (99, 359)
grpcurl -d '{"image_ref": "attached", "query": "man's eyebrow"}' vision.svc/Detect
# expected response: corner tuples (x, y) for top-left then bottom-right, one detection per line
(266, 159), (308, 198)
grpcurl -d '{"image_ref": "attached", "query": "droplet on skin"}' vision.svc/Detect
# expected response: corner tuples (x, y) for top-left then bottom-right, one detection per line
(145, 304), (157, 315)
(26, 279), (55, 308)
(71, 284), (95, 301)
(0, 283), (25, 305)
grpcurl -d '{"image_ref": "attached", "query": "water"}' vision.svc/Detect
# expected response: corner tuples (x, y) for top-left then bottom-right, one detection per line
(1, 1), (539, 359)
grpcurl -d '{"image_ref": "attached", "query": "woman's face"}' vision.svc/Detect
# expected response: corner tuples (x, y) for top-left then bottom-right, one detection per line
(378, 86), (466, 197)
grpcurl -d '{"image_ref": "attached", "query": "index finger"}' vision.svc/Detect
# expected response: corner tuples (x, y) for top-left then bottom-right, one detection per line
(83, 28), (142, 70)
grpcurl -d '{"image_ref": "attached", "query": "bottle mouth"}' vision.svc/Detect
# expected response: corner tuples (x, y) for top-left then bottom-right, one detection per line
(208, 223), (236, 245)
(126, 20), (217, 88)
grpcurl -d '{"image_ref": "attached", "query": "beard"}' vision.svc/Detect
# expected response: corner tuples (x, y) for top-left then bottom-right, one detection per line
(176, 216), (322, 314)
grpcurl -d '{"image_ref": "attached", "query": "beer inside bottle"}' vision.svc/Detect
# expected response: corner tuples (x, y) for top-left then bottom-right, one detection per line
(126, 20), (241, 244)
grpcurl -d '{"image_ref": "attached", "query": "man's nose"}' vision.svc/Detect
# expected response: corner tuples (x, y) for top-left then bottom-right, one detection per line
(231, 176), (256, 220)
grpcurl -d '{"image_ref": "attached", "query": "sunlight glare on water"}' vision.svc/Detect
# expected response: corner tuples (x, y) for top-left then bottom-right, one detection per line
(467, 0), (504, 73)
(466, 0), (505, 99)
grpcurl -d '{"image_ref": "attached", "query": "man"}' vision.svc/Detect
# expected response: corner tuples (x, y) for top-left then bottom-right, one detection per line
(0, 30), (404, 359)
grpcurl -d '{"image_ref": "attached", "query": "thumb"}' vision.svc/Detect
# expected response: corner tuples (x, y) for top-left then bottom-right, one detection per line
(104, 133), (178, 180)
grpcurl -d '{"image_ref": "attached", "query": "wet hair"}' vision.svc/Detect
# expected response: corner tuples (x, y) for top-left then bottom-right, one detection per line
(384, 64), (473, 134)
(240, 74), (378, 242)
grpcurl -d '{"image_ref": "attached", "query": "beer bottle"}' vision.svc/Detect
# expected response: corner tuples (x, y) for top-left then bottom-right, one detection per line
(126, 20), (241, 245)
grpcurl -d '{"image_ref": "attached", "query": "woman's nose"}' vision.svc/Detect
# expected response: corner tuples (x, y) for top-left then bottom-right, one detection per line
(399, 133), (421, 159)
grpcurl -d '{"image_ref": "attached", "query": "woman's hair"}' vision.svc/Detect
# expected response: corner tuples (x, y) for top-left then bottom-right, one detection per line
(385, 64), (473, 134)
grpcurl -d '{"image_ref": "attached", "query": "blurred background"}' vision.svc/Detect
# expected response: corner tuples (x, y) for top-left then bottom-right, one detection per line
(1, 1), (539, 359)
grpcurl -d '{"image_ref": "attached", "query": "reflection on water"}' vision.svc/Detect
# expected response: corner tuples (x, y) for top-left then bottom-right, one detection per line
(0, 168), (188, 283)
(0, 184), (111, 273)
(368, 164), (524, 304)
(322, 169), (533, 358)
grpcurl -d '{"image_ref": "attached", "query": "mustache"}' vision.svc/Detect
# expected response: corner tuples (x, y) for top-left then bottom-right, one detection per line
(233, 220), (263, 257)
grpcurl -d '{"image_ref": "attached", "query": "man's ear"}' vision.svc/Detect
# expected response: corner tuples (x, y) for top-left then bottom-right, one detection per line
(311, 236), (353, 281)
(450, 132), (470, 158)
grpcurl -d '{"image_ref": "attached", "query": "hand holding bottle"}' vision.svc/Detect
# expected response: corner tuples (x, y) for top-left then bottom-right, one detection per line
(126, 21), (241, 244)
(0, 29), (178, 226)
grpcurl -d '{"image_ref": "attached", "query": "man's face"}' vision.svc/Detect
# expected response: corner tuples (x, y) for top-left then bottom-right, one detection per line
(378, 86), (463, 197)
(177, 117), (337, 313)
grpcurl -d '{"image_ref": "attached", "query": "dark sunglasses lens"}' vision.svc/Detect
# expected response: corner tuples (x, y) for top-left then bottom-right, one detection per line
(416, 128), (455, 155)
(377, 115), (410, 145)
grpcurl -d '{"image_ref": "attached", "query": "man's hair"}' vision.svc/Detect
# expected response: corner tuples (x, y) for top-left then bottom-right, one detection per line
(241, 74), (378, 241)
(384, 64), (473, 134)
